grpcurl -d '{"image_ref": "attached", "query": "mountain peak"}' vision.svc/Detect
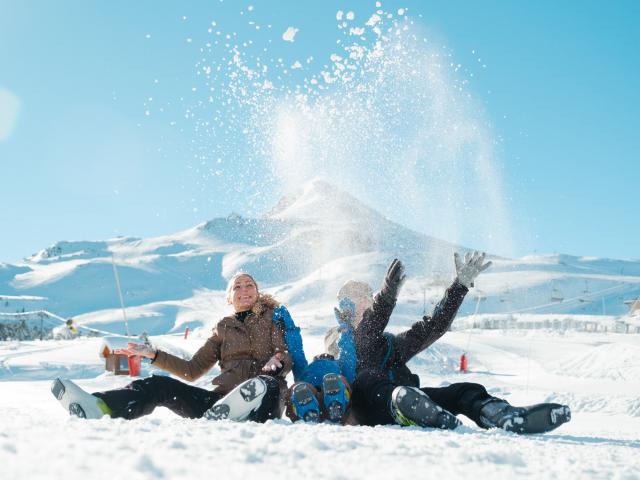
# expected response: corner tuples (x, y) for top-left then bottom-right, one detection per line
(265, 178), (380, 224)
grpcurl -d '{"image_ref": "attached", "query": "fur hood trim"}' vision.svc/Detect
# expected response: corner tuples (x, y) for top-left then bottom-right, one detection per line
(251, 293), (280, 316)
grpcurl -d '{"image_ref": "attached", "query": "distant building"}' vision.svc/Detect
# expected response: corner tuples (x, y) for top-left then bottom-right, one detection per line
(99, 337), (141, 376)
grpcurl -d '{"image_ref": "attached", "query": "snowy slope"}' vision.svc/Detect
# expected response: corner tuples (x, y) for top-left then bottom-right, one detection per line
(0, 331), (639, 479)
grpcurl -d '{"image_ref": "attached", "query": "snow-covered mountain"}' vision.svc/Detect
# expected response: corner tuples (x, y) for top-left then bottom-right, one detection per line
(1, 180), (639, 335)
(2, 180), (640, 479)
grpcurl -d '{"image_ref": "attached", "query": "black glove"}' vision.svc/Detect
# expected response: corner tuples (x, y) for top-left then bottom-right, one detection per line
(380, 258), (406, 304)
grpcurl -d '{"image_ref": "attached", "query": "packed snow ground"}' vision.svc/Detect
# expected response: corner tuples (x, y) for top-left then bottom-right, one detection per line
(1, 327), (639, 480)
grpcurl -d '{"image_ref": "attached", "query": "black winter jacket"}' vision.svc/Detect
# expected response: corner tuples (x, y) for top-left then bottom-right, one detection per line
(354, 280), (469, 387)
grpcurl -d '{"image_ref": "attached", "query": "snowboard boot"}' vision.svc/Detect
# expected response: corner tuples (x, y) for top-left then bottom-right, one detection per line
(289, 382), (321, 423)
(477, 398), (571, 434)
(390, 386), (460, 430)
(321, 373), (351, 424)
(51, 378), (112, 419)
(204, 376), (268, 421)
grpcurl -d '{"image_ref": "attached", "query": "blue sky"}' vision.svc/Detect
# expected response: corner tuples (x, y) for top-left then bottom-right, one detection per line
(1, 0), (638, 263)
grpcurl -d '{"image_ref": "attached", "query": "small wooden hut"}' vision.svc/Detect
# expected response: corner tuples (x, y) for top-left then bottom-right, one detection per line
(99, 336), (140, 376)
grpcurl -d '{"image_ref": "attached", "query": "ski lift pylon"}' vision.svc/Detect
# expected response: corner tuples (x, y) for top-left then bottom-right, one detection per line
(551, 282), (564, 302)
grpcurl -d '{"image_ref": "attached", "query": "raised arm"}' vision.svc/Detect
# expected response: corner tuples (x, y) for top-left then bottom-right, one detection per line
(333, 299), (357, 383)
(269, 307), (294, 378)
(354, 259), (406, 364)
(356, 259), (406, 340)
(394, 251), (492, 363)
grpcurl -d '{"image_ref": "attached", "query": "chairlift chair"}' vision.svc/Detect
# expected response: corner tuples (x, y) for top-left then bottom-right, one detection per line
(550, 284), (564, 302)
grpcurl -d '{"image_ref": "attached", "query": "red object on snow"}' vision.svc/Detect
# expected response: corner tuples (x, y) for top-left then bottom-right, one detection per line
(460, 353), (468, 373)
(184, 327), (190, 339)
(128, 355), (141, 377)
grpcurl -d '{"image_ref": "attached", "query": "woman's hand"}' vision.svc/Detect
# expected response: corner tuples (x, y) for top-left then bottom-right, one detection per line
(261, 352), (284, 375)
(114, 342), (157, 359)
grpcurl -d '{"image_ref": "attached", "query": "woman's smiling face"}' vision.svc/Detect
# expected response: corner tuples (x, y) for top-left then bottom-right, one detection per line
(229, 274), (259, 312)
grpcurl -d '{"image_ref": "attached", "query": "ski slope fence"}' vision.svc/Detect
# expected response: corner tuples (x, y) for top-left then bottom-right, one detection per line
(452, 313), (640, 334)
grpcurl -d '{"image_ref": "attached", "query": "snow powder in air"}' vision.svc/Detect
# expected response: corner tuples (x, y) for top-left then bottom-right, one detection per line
(282, 27), (299, 42)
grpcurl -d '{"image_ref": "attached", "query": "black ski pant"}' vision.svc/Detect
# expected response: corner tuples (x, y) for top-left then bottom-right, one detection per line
(351, 370), (493, 427)
(94, 374), (281, 422)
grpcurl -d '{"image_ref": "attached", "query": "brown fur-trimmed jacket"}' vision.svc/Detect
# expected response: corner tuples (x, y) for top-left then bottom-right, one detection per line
(153, 294), (292, 396)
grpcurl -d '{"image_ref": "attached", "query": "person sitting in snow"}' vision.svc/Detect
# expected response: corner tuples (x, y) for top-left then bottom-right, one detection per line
(271, 300), (353, 424)
(51, 272), (292, 423)
(328, 254), (572, 434)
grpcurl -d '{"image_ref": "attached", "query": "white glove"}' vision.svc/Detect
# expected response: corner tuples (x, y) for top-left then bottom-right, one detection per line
(454, 251), (492, 288)
(114, 342), (157, 359)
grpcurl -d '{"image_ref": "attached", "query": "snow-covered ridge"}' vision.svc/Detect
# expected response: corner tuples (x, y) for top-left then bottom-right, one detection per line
(1, 180), (639, 335)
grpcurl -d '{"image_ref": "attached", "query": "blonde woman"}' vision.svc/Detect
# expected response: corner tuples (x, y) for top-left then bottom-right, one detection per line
(52, 273), (292, 423)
